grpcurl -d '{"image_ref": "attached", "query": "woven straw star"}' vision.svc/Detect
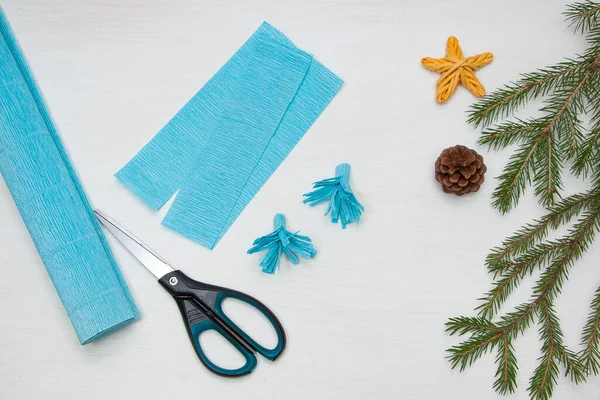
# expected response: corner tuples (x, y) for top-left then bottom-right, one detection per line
(421, 37), (493, 104)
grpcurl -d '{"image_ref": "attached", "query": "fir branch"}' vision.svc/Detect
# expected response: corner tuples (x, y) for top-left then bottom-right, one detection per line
(447, 304), (534, 392)
(449, 209), (600, 395)
(532, 209), (600, 302)
(566, 1), (600, 32)
(449, 4), (600, 398)
(446, 330), (502, 371)
(528, 300), (563, 400)
(494, 335), (518, 395)
(559, 346), (587, 384)
(491, 129), (546, 213)
(488, 60), (596, 212)
(485, 191), (597, 267)
(498, 302), (539, 340)
(477, 242), (564, 319)
(468, 61), (588, 128)
(559, 113), (585, 158)
(542, 60), (594, 123)
(478, 118), (547, 151)
(528, 300), (586, 399)
(573, 126), (600, 177)
(532, 131), (563, 208)
(592, 153), (600, 189)
(579, 286), (600, 375)
(583, 59), (600, 114)
(445, 316), (501, 336)
(532, 249), (573, 304)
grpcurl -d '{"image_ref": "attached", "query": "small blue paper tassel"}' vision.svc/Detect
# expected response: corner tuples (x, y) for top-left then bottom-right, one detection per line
(248, 214), (317, 274)
(303, 163), (364, 229)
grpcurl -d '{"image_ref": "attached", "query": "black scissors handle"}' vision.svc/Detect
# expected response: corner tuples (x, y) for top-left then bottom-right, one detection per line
(158, 270), (286, 377)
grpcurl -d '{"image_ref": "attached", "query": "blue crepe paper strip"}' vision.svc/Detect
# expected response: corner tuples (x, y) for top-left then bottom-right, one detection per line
(248, 214), (317, 274)
(0, 10), (140, 344)
(304, 163), (364, 229)
(116, 22), (343, 249)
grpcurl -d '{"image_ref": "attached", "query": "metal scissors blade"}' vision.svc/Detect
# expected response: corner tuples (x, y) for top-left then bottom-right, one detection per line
(95, 209), (174, 279)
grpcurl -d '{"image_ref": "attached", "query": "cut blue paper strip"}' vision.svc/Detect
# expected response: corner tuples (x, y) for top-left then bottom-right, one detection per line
(116, 22), (343, 249)
(0, 10), (140, 344)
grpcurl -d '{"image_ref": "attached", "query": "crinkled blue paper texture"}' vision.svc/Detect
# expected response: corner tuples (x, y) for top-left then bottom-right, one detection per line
(0, 10), (140, 344)
(116, 22), (343, 249)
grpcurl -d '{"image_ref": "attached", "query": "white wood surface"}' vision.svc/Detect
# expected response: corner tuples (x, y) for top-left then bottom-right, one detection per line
(1, 1), (600, 399)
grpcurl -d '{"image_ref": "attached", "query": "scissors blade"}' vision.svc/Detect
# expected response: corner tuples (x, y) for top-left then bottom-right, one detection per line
(94, 209), (174, 280)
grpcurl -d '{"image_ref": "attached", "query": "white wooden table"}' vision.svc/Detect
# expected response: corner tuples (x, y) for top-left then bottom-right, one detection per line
(1, 1), (599, 399)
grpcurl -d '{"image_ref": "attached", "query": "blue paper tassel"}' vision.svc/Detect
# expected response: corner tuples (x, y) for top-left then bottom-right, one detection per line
(248, 214), (317, 274)
(303, 163), (364, 229)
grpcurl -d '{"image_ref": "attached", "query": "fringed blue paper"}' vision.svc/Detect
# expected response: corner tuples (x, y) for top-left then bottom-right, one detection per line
(248, 214), (316, 274)
(116, 22), (343, 249)
(0, 10), (140, 344)
(304, 163), (364, 229)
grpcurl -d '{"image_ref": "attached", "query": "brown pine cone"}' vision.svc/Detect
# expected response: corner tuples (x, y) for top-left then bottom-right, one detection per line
(435, 145), (486, 196)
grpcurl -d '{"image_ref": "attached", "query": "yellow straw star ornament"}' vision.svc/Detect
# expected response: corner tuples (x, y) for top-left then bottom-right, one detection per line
(421, 37), (493, 104)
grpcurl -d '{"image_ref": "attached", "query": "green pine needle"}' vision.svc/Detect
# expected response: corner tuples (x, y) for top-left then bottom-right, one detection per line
(447, 3), (600, 399)
(477, 242), (563, 319)
(527, 301), (564, 400)
(447, 331), (502, 371)
(566, 0), (600, 32)
(579, 286), (600, 374)
(445, 316), (501, 336)
(485, 191), (595, 269)
(489, 131), (544, 213)
(467, 61), (589, 129)
(478, 58), (597, 212)
(494, 336), (518, 395)
(573, 126), (600, 177)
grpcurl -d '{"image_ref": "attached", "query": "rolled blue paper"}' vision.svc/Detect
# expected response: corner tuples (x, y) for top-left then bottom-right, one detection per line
(0, 10), (140, 344)
(116, 22), (343, 249)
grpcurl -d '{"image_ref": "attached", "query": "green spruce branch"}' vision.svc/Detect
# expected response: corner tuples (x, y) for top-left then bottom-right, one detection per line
(579, 286), (600, 373)
(447, 2), (600, 399)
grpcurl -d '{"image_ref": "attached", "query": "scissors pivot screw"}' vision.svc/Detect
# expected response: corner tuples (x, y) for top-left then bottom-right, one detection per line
(169, 277), (179, 286)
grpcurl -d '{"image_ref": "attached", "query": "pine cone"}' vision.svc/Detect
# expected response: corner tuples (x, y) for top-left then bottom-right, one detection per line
(435, 145), (486, 196)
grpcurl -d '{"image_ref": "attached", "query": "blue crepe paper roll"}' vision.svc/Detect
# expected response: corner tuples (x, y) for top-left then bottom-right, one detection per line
(0, 10), (140, 344)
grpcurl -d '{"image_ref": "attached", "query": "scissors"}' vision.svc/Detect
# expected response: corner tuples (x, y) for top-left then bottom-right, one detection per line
(94, 210), (286, 377)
